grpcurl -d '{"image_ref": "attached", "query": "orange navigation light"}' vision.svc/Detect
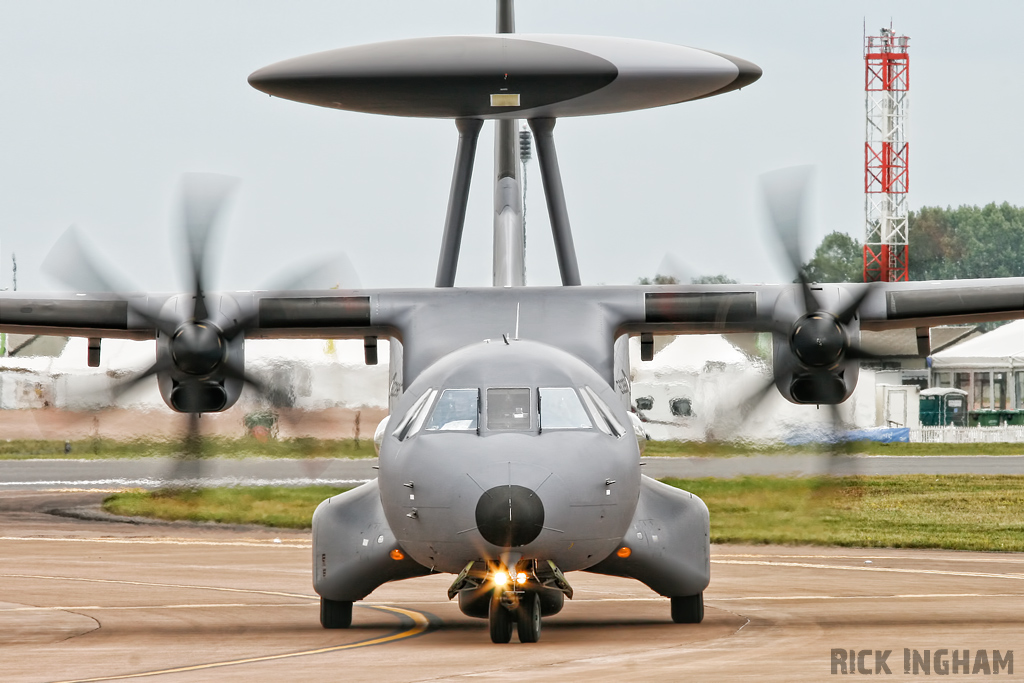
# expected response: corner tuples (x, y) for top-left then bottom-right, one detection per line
(389, 549), (405, 561)
(616, 546), (632, 558)
(516, 572), (528, 585)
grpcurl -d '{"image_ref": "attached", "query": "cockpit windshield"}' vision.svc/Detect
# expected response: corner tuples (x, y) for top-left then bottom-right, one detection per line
(392, 388), (437, 441)
(539, 387), (592, 430)
(424, 388), (479, 431)
(487, 388), (532, 431)
(580, 386), (626, 437)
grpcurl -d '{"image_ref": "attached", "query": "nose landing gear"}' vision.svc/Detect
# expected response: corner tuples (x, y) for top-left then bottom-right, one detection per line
(451, 559), (571, 643)
(488, 590), (515, 643)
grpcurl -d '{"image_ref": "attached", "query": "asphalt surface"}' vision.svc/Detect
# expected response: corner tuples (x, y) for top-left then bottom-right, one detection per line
(2, 454), (1023, 491)
(2, 490), (1022, 682)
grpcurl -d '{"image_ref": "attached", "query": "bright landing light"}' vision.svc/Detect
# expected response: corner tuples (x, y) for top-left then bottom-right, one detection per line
(516, 572), (527, 585)
(493, 570), (510, 586)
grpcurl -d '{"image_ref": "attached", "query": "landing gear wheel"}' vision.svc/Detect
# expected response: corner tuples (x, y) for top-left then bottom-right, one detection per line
(320, 597), (353, 628)
(516, 592), (542, 643)
(488, 591), (513, 643)
(671, 593), (704, 624)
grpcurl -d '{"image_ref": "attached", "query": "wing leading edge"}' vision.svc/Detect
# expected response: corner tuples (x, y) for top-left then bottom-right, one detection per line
(2, 278), (1022, 342)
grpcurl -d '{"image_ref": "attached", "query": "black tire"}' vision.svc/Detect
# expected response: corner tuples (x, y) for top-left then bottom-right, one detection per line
(516, 592), (542, 643)
(538, 587), (564, 617)
(671, 593), (704, 624)
(321, 597), (353, 629)
(488, 591), (513, 643)
(457, 586), (492, 619)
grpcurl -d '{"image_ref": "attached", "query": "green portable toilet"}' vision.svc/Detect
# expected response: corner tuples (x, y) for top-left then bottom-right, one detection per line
(920, 393), (942, 426)
(920, 387), (968, 426)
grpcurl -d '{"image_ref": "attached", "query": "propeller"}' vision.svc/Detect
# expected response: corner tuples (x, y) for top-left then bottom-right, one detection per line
(43, 173), (346, 487)
(730, 167), (885, 473)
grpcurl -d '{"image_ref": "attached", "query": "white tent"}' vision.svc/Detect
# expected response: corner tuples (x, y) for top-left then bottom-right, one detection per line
(49, 337), (389, 411)
(629, 334), (878, 441)
(929, 319), (1024, 410)
(931, 319), (1024, 369)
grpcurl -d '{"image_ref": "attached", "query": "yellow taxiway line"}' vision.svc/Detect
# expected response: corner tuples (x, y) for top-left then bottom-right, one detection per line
(2, 572), (434, 682)
(47, 605), (432, 683)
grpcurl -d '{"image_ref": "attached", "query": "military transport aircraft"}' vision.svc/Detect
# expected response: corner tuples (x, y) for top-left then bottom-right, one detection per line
(4, 1), (1023, 644)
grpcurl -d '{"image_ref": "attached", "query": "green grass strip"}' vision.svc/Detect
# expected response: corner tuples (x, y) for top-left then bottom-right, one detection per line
(103, 476), (1024, 553)
(644, 440), (1024, 457)
(103, 486), (352, 528)
(663, 475), (1024, 552)
(0, 437), (376, 460)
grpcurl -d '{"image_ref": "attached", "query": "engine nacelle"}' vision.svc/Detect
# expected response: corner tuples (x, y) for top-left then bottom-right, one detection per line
(771, 343), (859, 405)
(771, 284), (863, 406)
(152, 293), (246, 413)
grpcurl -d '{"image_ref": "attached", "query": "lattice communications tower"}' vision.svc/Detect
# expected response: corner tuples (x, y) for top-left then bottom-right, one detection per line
(863, 26), (910, 282)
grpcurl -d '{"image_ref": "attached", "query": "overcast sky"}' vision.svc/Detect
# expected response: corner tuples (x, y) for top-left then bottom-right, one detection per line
(2, 1), (1022, 293)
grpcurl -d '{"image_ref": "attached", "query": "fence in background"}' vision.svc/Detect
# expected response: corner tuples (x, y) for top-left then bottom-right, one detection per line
(910, 426), (1024, 443)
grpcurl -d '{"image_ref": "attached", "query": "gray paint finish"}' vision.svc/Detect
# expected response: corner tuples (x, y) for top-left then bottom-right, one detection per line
(529, 118), (580, 286)
(248, 36), (618, 119)
(248, 34), (757, 120)
(435, 118), (484, 287)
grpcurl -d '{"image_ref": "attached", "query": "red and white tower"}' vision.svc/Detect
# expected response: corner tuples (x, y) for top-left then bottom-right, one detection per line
(863, 27), (910, 282)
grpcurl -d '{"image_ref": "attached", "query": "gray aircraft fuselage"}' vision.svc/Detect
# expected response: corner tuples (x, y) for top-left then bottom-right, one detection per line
(378, 339), (641, 574)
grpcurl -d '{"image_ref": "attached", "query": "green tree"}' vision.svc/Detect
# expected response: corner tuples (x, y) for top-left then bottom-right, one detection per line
(636, 274), (737, 285)
(801, 231), (862, 282)
(690, 274), (738, 284)
(636, 274), (680, 285)
(908, 203), (1024, 280)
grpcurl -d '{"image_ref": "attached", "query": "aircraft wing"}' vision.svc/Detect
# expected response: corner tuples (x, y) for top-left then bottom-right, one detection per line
(0, 290), (389, 341)
(856, 278), (1024, 331)
(627, 277), (1024, 335)
(2, 278), (1022, 341)
(1, 280), (1019, 405)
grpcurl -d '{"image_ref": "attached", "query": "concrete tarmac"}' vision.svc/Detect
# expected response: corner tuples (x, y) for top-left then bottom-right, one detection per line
(1, 491), (1022, 682)
(2, 454), (1023, 491)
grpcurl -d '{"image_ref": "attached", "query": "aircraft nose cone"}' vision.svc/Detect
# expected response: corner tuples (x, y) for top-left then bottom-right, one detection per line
(475, 485), (544, 548)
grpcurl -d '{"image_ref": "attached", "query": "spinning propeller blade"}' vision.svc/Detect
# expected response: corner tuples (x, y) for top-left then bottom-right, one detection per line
(179, 173), (237, 323)
(721, 167), (883, 471)
(42, 174), (360, 488)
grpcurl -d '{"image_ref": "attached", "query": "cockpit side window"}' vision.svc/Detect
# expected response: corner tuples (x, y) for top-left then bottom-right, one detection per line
(392, 389), (437, 441)
(486, 388), (532, 431)
(539, 387), (592, 431)
(424, 389), (479, 432)
(580, 386), (626, 438)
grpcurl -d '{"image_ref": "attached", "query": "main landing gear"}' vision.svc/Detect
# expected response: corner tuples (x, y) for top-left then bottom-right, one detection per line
(671, 592), (704, 624)
(489, 588), (542, 643)
(320, 597), (353, 628)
